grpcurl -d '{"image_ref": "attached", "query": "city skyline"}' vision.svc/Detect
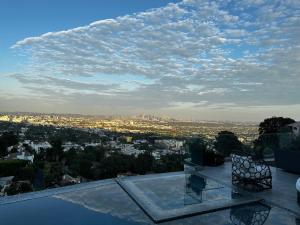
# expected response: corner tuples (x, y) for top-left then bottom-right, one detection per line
(1, 0), (300, 122)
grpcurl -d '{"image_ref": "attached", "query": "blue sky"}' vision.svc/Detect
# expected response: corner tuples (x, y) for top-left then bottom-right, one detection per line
(0, 0), (180, 72)
(1, 0), (300, 121)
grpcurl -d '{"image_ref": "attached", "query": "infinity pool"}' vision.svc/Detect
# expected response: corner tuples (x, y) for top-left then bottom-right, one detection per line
(0, 173), (299, 225)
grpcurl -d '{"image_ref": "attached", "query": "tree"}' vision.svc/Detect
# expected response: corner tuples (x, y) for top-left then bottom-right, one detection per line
(43, 162), (63, 187)
(134, 152), (154, 174)
(0, 160), (28, 177)
(279, 135), (300, 151)
(154, 154), (184, 173)
(186, 137), (207, 165)
(93, 152), (137, 179)
(255, 117), (295, 156)
(47, 138), (64, 162)
(0, 132), (18, 157)
(253, 135), (276, 157)
(17, 166), (36, 182)
(64, 148), (78, 166)
(204, 150), (224, 166)
(214, 131), (243, 156)
(290, 136), (300, 151)
(5, 181), (33, 196)
(82, 146), (106, 162)
(78, 159), (93, 179)
(258, 117), (295, 135)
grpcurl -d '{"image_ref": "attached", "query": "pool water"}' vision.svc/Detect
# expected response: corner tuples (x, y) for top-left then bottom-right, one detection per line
(0, 173), (299, 225)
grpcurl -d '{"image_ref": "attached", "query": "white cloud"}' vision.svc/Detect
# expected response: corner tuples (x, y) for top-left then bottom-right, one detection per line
(8, 0), (300, 118)
(198, 88), (228, 96)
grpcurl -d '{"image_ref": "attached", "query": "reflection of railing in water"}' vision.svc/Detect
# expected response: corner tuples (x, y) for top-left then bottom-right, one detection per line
(185, 174), (206, 203)
(183, 161), (206, 205)
(230, 203), (271, 225)
(184, 161), (226, 205)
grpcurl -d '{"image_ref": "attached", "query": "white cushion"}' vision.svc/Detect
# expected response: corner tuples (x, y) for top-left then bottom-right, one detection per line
(296, 178), (300, 192)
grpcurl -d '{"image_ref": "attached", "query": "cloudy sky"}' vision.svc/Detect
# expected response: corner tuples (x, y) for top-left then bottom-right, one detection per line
(1, 0), (300, 121)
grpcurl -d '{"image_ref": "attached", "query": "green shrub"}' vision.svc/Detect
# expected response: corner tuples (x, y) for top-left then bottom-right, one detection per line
(214, 131), (243, 157)
(0, 160), (28, 177)
(5, 181), (33, 195)
(17, 166), (36, 182)
(43, 162), (63, 187)
(204, 150), (224, 166)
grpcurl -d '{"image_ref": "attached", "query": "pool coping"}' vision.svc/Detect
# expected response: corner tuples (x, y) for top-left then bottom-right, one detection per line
(116, 172), (263, 223)
(0, 179), (115, 205)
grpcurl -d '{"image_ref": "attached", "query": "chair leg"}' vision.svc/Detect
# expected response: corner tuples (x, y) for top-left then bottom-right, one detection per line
(298, 191), (300, 205)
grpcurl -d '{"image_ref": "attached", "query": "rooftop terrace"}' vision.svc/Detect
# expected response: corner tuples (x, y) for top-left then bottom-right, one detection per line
(0, 162), (299, 225)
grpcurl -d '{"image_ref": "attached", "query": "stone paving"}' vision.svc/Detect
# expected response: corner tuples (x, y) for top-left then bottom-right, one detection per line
(200, 162), (300, 215)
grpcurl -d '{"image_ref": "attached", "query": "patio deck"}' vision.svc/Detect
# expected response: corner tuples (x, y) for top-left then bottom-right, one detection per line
(200, 162), (300, 215)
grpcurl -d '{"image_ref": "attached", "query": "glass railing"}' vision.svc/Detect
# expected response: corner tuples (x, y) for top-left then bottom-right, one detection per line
(184, 131), (300, 169)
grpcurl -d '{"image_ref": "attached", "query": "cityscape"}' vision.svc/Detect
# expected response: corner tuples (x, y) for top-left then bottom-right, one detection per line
(0, 111), (259, 195)
(0, 112), (259, 139)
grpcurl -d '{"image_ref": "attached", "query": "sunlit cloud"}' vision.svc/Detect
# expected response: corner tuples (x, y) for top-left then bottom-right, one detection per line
(8, 0), (300, 118)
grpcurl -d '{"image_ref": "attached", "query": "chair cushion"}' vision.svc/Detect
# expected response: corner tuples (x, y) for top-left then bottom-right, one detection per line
(296, 178), (300, 192)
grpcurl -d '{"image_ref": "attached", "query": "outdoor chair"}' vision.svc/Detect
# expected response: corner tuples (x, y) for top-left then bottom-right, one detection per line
(232, 153), (272, 191)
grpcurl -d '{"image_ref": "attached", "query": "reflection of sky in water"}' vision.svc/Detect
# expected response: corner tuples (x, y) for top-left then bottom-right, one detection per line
(54, 183), (152, 225)
(0, 197), (144, 225)
(118, 173), (251, 212)
(130, 174), (230, 210)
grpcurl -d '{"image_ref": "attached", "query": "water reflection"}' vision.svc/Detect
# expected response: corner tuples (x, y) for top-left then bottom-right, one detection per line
(184, 174), (206, 204)
(230, 203), (271, 225)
